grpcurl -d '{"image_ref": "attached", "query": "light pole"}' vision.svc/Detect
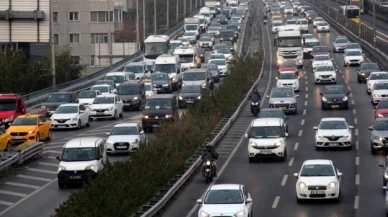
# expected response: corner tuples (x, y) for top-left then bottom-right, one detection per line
(166, 0), (169, 29)
(143, 0), (146, 40)
(176, 0), (179, 23)
(184, 0), (186, 17)
(336, 0), (338, 20)
(373, 0), (376, 47)
(358, 0), (361, 37)
(345, 0), (348, 28)
(154, 0), (157, 34)
(136, 0), (140, 52)
(50, 0), (56, 91)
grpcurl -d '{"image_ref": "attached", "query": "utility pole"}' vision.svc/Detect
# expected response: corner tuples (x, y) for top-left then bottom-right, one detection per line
(373, 0), (376, 47)
(358, 0), (361, 37)
(345, 0), (348, 28)
(50, 0), (56, 91)
(190, 0), (192, 13)
(176, 0), (179, 23)
(154, 0), (157, 34)
(108, 0), (112, 69)
(166, 0), (169, 29)
(143, 0), (146, 40)
(184, 0), (186, 17)
(335, 0), (338, 20)
(136, 0), (140, 52)
(195, 0), (198, 9)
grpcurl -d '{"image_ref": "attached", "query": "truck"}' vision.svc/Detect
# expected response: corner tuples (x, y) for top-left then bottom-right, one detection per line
(184, 17), (201, 40)
(143, 35), (170, 66)
(274, 30), (303, 68)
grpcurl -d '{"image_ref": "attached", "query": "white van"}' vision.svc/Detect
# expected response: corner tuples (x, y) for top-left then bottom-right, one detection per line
(154, 54), (182, 90)
(104, 72), (135, 87)
(56, 137), (108, 188)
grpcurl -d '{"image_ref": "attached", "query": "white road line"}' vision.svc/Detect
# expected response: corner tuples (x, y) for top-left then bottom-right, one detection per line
(356, 141), (359, 150)
(305, 76), (308, 79)
(342, 75), (345, 78)
(356, 174), (360, 185)
(0, 201), (13, 206)
(298, 130), (303, 137)
(353, 109), (356, 115)
(355, 157), (359, 166)
(272, 196), (280, 208)
(304, 101), (308, 106)
(4, 182), (40, 189)
(305, 93), (308, 98)
(350, 93), (353, 98)
(305, 80), (308, 85)
(294, 142), (299, 151)
(306, 87), (308, 91)
(301, 119), (305, 125)
(47, 156), (56, 160)
(38, 162), (58, 167)
(348, 86), (352, 91)
(0, 190), (26, 197)
(351, 100), (355, 105)
(288, 157), (294, 167)
(27, 168), (57, 175)
(17, 175), (51, 182)
(281, 175), (288, 186)
(303, 109), (306, 115)
(354, 196), (359, 209)
(355, 129), (358, 136)
(354, 118), (357, 125)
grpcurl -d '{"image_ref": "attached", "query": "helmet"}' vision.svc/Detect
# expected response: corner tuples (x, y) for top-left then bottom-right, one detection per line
(206, 144), (213, 152)
(253, 89), (259, 94)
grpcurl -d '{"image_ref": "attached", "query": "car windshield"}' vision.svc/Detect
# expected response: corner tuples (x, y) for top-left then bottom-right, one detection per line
(273, 22), (283, 26)
(12, 117), (37, 126)
(204, 190), (244, 204)
(226, 26), (238, 31)
(221, 41), (233, 47)
(214, 44), (227, 49)
(217, 48), (231, 54)
(144, 83), (152, 91)
(300, 164), (335, 176)
(154, 64), (176, 73)
(313, 46), (329, 52)
(220, 31), (234, 38)
(285, 6), (293, 9)
(202, 64), (217, 70)
(303, 34), (314, 39)
(183, 72), (206, 81)
(298, 20), (308, 24)
(361, 63), (379, 70)
(111, 126), (138, 135)
(232, 17), (240, 21)
(374, 83), (388, 90)
(210, 60), (226, 65)
(258, 110), (284, 118)
(55, 106), (78, 114)
(324, 86), (345, 94)
(286, 20), (297, 25)
(319, 120), (347, 129)
(105, 75), (125, 84)
(279, 73), (297, 79)
(346, 51), (361, 56)
(317, 22), (328, 26)
(95, 80), (114, 86)
(208, 27), (219, 32)
(181, 86), (201, 93)
(144, 99), (171, 110)
(178, 54), (194, 63)
(278, 38), (301, 47)
(374, 119), (388, 130)
(370, 73), (388, 80)
(200, 37), (211, 41)
(184, 32), (196, 36)
(185, 24), (198, 31)
(47, 94), (69, 102)
(91, 86), (109, 93)
(271, 89), (294, 98)
(151, 74), (169, 81)
(316, 66), (335, 71)
(0, 99), (16, 111)
(347, 43), (361, 49)
(315, 17), (324, 21)
(61, 147), (97, 162)
(336, 39), (348, 44)
(117, 86), (140, 95)
(251, 126), (283, 138)
(93, 97), (114, 104)
(123, 65), (143, 73)
(211, 54), (225, 59)
(77, 91), (97, 99)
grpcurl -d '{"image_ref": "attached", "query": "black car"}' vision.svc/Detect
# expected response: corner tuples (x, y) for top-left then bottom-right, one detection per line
(226, 24), (240, 38)
(379, 156), (388, 185)
(220, 30), (237, 44)
(178, 85), (204, 108)
(150, 73), (172, 93)
(117, 81), (146, 111)
(357, 62), (380, 83)
(258, 108), (289, 132)
(42, 92), (77, 118)
(221, 41), (234, 52)
(141, 94), (179, 130)
(320, 85), (349, 110)
(202, 63), (220, 82)
(217, 15), (228, 24)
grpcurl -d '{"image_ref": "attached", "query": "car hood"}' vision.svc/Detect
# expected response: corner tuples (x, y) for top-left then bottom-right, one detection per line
(199, 40), (212, 44)
(7, 125), (37, 133)
(180, 93), (201, 98)
(345, 48), (361, 52)
(312, 52), (330, 56)
(334, 42), (348, 47)
(345, 55), (363, 59)
(107, 135), (140, 143)
(59, 161), (98, 171)
(78, 98), (94, 105)
(51, 113), (78, 120)
(316, 129), (349, 136)
(153, 80), (169, 85)
(315, 71), (335, 76)
(217, 64), (227, 70)
(210, 70), (219, 76)
(278, 79), (298, 84)
(183, 80), (205, 85)
(279, 66), (297, 71)
(322, 93), (345, 100)
(201, 204), (246, 215)
(0, 111), (16, 119)
(298, 176), (337, 186)
(372, 89), (388, 95)
(270, 97), (295, 103)
(249, 138), (285, 146)
(182, 35), (195, 39)
(90, 104), (114, 109)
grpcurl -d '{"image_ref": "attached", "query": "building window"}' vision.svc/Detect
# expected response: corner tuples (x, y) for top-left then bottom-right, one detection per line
(53, 12), (58, 23)
(69, 11), (79, 21)
(72, 56), (81, 65)
(90, 11), (114, 23)
(114, 9), (122, 22)
(91, 33), (111, 44)
(90, 55), (95, 66)
(69, 33), (80, 43)
(53, 34), (59, 45)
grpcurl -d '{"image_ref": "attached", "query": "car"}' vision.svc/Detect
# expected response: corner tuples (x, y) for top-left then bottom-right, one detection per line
(227, 23), (241, 34)
(380, 158), (388, 185)
(198, 36), (214, 49)
(220, 40), (234, 52)
(312, 17), (325, 27)
(267, 87), (299, 114)
(142, 94), (180, 130)
(272, 21), (284, 34)
(357, 62), (380, 83)
(235, 9), (246, 20)
(210, 21), (222, 29)
(367, 72), (388, 94)
(106, 123), (146, 154)
(0, 127), (11, 153)
(313, 117), (353, 149)
(197, 184), (253, 217)
(41, 92), (78, 118)
(369, 118), (388, 154)
(316, 22), (330, 32)
(202, 32), (216, 43)
(6, 114), (52, 143)
(214, 48), (233, 62)
(311, 45), (330, 58)
(178, 85), (204, 108)
(124, 62), (147, 79)
(56, 137), (107, 188)
(208, 59), (229, 76)
(231, 16), (242, 24)
(303, 38), (320, 58)
(117, 81), (147, 111)
(294, 159), (342, 202)
(76, 90), (101, 107)
(217, 15), (228, 24)
(107, 72), (136, 86)
(209, 53), (226, 61)
(312, 55), (333, 72)
(245, 118), (288, 161)
(374, 99), (388, 118)
(284, 5), (294, 13)
(314, 65), (337, 84)
(257, 108), (289, 132)
(220, 30), (237, 43)
(95, 79), (116, 88)
(344, 43), (362, 53)
(332, 37), (350, 53)
(201, 63), (220, 82)
(207, 26), (220, 37)
(371, 81), (388, 105)
(150, 73), (172, 93)
(176, 37), (190, 46)
(182, 32), (197, 43)
(89, 94), (124, 120)
(343, 50), (364, 66)
(301, 33), (314, 44)
(91, 84), (116, 95)
(276, 72), (300, 92)
(320, 85), (349, 110)
(278, 61), (298, 75)
(182, 68), (214, 90)
(50, 104), (91, 130)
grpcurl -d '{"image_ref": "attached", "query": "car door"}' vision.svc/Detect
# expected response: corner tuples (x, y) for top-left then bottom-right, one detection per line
(116, 96), (123, 113)
(38, 116), (49, 138)
(79, 104), (88, 124)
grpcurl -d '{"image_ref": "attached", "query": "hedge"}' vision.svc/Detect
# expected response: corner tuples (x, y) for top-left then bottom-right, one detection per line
(54, 56), (263, 217)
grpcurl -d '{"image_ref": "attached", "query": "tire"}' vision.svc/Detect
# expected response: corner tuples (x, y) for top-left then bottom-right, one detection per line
(36, 133), (40, 142)
(86, 117), (91, 127)
(119, 110), (123, 118)
(205, 173), (210, 183)
(357, 77), (362, 83)
(77, 120), (81, 130)
(248, 157), (254, 163)
(58, 182), (65, 189)
(46, 130), (52, 141)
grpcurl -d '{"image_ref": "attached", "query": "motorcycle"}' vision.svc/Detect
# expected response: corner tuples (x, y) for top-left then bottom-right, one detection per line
(203, 160), (214, 183)
(251, 100), (260, 117)
(264, 19), (267, 25)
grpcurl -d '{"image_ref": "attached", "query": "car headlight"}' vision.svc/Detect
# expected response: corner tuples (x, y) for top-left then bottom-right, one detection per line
(179, 96), (183, 100)
(374, 94), (381, 98)
(200, 211), (210, 217)
(57, 165), (66, 173)
(165, 114), (172, 118)
(71, 118), (77, 121)
(85, 164), (96, 172)
(328, 182), (337, 188)
(322, 96), (327, 102)
(274, 141), (283, 147)
(172, 77), (177, 82)
(299, 182), (307, 189)
(107, 107), (113, 111)
(201, 82), (207, 87)
(131, 139), (139, 144)
(162, 84), (169, 87)
(107, 140), (114, 145)
(317, 135), (324, 139)
(143, 115), (149, 119)
(277, 60), (283, 65)
(343, 96), (348, 101)
(197, 96), (201, 100)
(234, 210), (245, 217)
(385, 172), (388, 179)
(133, 96), (139, 100)
(190, 63), (196, 67)
(343, 134), (351, 139)
(361, 73), (365, 76)
(249, 142), (259, 147)
(373, 136), (383, 141)
(378, 113), (384, 117)
(27, 130), (35, 134)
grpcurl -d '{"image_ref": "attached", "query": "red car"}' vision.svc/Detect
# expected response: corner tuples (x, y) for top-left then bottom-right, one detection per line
(374, 100), (388, 118)
(279, 61), (298, 76)
(311, 45), (330, 58)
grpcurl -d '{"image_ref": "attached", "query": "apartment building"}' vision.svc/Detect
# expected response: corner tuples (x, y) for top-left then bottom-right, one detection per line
(52, 0), (125, 74)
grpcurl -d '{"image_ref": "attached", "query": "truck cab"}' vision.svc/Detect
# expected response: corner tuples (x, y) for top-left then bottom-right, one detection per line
(274, 30), (303, 68)
(0, 94), (27, 129)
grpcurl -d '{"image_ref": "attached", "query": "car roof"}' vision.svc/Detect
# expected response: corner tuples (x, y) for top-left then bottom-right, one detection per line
(64, 137), (104, 148)
(314, 54), (330, 57)
(209, 184), (241, 190)
(18, 114), (40, 118)
(185, 69), (209, 73)
(303, 159), (332, 165)
(125, 62), (144, 66)
(113, 123), (138, 127)
(58, 103), (80, 107)
(251, 118), (284, 126)
(121, 80), (142, 86)
(92, 84), (110, 87)
(320, 117), (346, 121)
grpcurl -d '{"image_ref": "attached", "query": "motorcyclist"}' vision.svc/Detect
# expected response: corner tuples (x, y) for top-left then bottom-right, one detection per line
(263, 14), (268, 22)
(252, 89), (262, 102)
(202, 144), (219, 177)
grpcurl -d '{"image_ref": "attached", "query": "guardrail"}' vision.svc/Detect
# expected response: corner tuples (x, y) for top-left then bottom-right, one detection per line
(23, 9), (200, 109)
(133, 6), (258, 217)
(309, 0), (388, 71)
(0, 142), (44, 172)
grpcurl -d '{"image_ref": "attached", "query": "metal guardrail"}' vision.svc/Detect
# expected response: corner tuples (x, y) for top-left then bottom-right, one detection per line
(0, 142), (44, 172)
(23, 9), (201, 109)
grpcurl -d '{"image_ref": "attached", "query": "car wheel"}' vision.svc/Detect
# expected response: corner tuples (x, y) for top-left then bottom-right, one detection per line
(46, 130), (52, 141)
(119, 110), (124, 118)
(86, 117), (91, 127)
(77, 120), (81, 130)
(58, 182), (65, 189)
(112, 110), (117, 120)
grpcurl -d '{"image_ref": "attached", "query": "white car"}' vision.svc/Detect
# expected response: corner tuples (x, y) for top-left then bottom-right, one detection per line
(76, 90), (101, 107)
(294, 159), (342, 202)
(316, 22), (330, 32)
(314, 65), (337, 84)
(343, 50), (364, 67)
(231, 16), (242, 24)
(197, 184), (253, 217)
(312, 17), (325, 27)
(276, 72), (300, 92)
(284, 6), (294, 13)
(272, 21), (284, 34)
(313, 117), (353, 149)
(90, 94), (124, 120)
(312, 55), (333, 72)
(344, 43), (362, 53)
(371, 81), (388, 104)
(106, 123), (146, 154)
(209, 59), (229, 76)
(90, 84), (116, 95)
(214, 48), (233, 62)
(144, 82), (156, 98)
(367, 72), (388, 94)
(301, 33), (314, 44)
(50, 103), (91, 129)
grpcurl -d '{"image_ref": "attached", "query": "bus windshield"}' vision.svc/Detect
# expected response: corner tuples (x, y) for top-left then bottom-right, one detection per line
(344, 9), (359, 18)
(144, 42), (169, 59)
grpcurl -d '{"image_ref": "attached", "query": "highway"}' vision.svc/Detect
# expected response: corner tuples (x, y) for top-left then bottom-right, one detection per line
(161, 1), (387, 217)
(0, 10), (249, 217)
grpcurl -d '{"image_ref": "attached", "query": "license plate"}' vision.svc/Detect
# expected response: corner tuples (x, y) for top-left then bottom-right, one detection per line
(58, 126), (66, 128)
(311, 190), (325, 194)
(97, 112), (104, 115)
(117, 146), (127, 149)
(13, 136), (23, 139)
(70, 176), (81, 179)
(329, 143), (338, 147)
(260, 151), (272, 154)
(331, 105), (339, 108)
(155, 116), (159, 119)
(186, 101), (194, 104)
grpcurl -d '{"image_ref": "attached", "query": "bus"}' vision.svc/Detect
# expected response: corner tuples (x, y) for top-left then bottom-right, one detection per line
(339, 5), (360, 23)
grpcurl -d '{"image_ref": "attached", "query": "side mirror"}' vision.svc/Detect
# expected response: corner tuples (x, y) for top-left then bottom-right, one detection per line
(39, 122), (44, 126)
(295, 95), (299, 98)
(313, 126), (318, 130)
(368, 126), (373, 131)
(285, 132), (289, 137)
(383, 186), (388, 191)
(346, 92), (350, 95)
(337, 172), (343, 177)
(244, 133), (248, 138)
(196, 199), (203, 204)
(336, 69), (338, 72)
(56, 156), (61, 161)
(319, 93), (323, 96)
(293, 173), (298, 177)
(140, 130), (145, 134)
(246, 198), (252, 203)
(349, 126), (354, 129)
(79, 110), (84, 114)
(266, 95), (270, 98)
(98, 155), (103, 160)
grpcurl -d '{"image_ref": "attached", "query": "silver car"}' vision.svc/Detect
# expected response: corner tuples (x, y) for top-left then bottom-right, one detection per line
(267, 87), (299, 114)
(207, 27), (220, 37)
(198, 36), (214, 49)
(369, 117), (388, 155)
(182, 32), (197, 44)
(201, 63), (220, 83)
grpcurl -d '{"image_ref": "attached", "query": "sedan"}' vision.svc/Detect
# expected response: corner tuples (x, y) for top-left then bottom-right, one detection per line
(221, 41), (235, 52)
(371, 81), (388, 105)
(276, 72), (300, 92)
(374, 99), (388, 119)
(214, 48), (233, 62)
(267, 87), (299, 114)
(316, 22), (330, 32)
(320, 85), (349, 109)
(344, 42), (362, 53)
(213, 43), (227, 51)
(311, 45), (330, 58)
(258, 108), (289, 132)
(197, 184), (253, 217)
(343, 50), (364, 66)
(312, 55), (333, 72)
(217, 15), (228, 24)
(106, 123), (146, 153)
(332, 38), (350, 53)
(220, 30), (237, 44)
(208, 59), (229, 76)
(207, 27), (220, 37)
(357, 63), (380, 83)
(178, 85), (203, 108)
(231, 16), (242, 24)
(50, 104), (91, 129)
(315, 65), (337, 84)
(198, 36), (214, 49)
(367, 72), (388, 94)
(312, 17), (325, 27)
(294, 159), (342, 202)
(313, 117), (353, 149)
(369, 117), (388, 154)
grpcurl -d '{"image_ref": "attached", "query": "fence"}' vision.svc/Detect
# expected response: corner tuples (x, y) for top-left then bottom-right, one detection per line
(0, 142), (44, 172)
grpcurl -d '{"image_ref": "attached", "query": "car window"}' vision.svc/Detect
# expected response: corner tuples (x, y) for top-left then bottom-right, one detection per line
(39, 116), (47, 122)
(0, 128), (5, 135)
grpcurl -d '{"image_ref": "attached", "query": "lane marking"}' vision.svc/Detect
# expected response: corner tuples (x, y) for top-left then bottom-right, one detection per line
(306, 87), (308, 91)
(4, 182), (40, 189)
(0, 190), (27, 197)
(353, 109), (356, 115)
(354, 195), (359, 209)
(305, 76), (308, 79)
(305, 80), (308, 85)
(0, 201), (13, 206)
(354, 118), (357, 125)
(301, 119), (305, 125)
(281, 175), (288, 186)
(272, 196), (280, 208)
(38, 162), (58, 167)
(355, 174), (360, 185)
(27, 168), (57, 175)
(16, 175), (51, 182)
(288, 157), (294, 167)
(47, 156), (56, 160)
(351, 100), (355, 105)
(305, 93), (308, 98)
(303, 109), (306, 115)
(304, 101), (308, 106)
(355, 157), (359, 166)
(294, 142), (299, 151)
(298, 130), (303, 137)
(355, 129), (358, 136)
(348, 86), (352, 91)
(350, 93), (353, 98)
(356, 141), (359, 150)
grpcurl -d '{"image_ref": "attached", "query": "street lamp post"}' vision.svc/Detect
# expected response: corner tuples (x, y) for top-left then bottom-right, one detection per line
(336, 0), (338, 20)
(154, 0), (157, 34)
(136, 0), (140, 52)
(50, 0), (56, 91)
(373, 0), (376, 47)
(143, 0), (146, 40)
(358, 0), (361, 37)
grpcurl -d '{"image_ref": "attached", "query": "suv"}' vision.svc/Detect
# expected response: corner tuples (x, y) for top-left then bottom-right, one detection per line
(182, 69), (214, 91)
(0, 94), (28, 129)
(245, 118), (288, 162)
(56, 137), (107, 188)
(267, 87), (299, 114)
(117, 81), (146, 111)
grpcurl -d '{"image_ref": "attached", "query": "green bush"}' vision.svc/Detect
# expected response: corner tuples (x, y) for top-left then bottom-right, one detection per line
(53, 57), (263, 217)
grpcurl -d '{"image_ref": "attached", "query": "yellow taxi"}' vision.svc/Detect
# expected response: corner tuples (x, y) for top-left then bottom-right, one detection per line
(0, 128), (11, 151)
(6, 114), (52, 143)
(272, 12), (282, 19)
